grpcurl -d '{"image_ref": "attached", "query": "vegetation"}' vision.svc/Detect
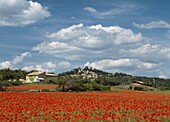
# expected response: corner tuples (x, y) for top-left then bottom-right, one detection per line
(0, 69), (27, 91)
(0, 67), (170, 91)
(0, 68), (27, 81)
(58, 67), (170, 91)
(46, 76), (111, 92)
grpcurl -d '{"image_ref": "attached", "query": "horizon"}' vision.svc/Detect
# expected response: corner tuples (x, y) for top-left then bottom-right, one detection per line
(1, 0), (170, 78)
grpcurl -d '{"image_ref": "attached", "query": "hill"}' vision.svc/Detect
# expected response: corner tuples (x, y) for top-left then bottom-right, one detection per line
(59, 66), (170, 91)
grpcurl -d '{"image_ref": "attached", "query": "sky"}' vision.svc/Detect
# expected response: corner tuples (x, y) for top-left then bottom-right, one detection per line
(0, 0), (170, 78)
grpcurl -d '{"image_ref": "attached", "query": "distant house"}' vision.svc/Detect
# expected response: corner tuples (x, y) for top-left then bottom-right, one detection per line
(26, 72), (46, 83)
(129, 81), (156, 91)
(46, 73), (58, 78)
(25, 72), (58, 83)
(132, 81), (144, 86)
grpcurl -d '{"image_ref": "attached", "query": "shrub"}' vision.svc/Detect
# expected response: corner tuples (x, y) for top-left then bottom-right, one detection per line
(82, 84), (94, 91)
(10, 80), (23, 86)
(93, 83), (111, 91)
(67, 83), (111, 92)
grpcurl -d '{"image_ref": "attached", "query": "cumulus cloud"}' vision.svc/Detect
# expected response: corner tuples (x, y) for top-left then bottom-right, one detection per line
(22, 61), (58, 72)
(120, 43), (170, 63)
(33, 23), (143, 60)
(85, 59), (157, 71)
(22, 61), (71, 72)
(0, 61), (12, 69)
(0, 52), (31, 69)
(85, 59), (132, 70)
(84, 7), (97, 14)
(12, 52), (31, 65)
(0, 0), (50, 26)
(133, 20), (170, 29)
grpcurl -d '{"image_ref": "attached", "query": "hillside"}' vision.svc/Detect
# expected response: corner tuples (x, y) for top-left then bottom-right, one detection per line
(59, 67), (170, 90)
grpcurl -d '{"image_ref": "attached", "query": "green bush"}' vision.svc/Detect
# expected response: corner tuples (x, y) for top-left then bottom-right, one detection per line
(67, 83), (85, 92)
(92, 83), (111, 91)
(46, 79), (56, 84)
(82, 84), (94, 91)
(10, 80), (23, 86)
(67, 83), (111, 92)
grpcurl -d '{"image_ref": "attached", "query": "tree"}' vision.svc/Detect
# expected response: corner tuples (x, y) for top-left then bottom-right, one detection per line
(55, 76), (72, 92)
(55, 76), (65, 92)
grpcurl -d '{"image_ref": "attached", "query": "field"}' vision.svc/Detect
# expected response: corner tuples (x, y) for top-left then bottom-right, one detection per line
(6, 84), (57, 91)
(0, 87), (170, 122)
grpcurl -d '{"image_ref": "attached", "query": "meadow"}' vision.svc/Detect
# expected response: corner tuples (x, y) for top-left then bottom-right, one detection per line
(0, 86), (169, 122)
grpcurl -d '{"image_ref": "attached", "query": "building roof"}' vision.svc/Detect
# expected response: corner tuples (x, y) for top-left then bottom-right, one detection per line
(132, 81), (144, 84)
(46, 74), (58, 77)
(27, 72), (44, 76)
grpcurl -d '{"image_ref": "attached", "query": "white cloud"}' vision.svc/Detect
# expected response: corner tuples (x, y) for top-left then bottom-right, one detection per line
(159, 75), (167, 79)
(22, 61), (71, 72)
(0, 0), (50, 26)
(85, 59), (132, 70)
(142, 63), (156, 69)
(0, 61), (12, 69)
(43, 61), (57, 69)
(133, 20), (170, 29)
(12, 52), (31, 65)
(84, 4), (137, 19)
(85, 59), (157, 71)
(0, 52), (31, 69)
(33, 23), (143, 60)
(120, 43), (170, 63)
(58, 61), (71, 68)
(33, 41), (83, 60)
(84, 7), (97, 14)
(139, 62), (157, 70)
(22, 65), (45, 72)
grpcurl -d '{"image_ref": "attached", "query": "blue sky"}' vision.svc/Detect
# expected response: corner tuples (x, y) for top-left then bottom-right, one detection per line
(1, 0), (170, 78)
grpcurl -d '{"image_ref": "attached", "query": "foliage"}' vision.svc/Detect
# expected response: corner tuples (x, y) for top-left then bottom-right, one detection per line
(92, 83), (111, 91)
(10, 80), (23, 86)
(28, 76), (35, 82)
(0, 69), (27, 81)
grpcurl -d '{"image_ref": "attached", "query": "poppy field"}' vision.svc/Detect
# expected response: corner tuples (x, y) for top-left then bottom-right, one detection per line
(6, 85), (57, 91)
(0, 91), (169, 122)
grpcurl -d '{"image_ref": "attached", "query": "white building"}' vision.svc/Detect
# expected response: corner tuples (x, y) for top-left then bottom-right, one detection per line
(25, 72), (46, 83)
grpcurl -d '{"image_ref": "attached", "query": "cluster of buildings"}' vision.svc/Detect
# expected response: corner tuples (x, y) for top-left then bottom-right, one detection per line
(24, 72), (58, 83)
(24, 69), (100, 83)
(70, 68), (99, 80)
